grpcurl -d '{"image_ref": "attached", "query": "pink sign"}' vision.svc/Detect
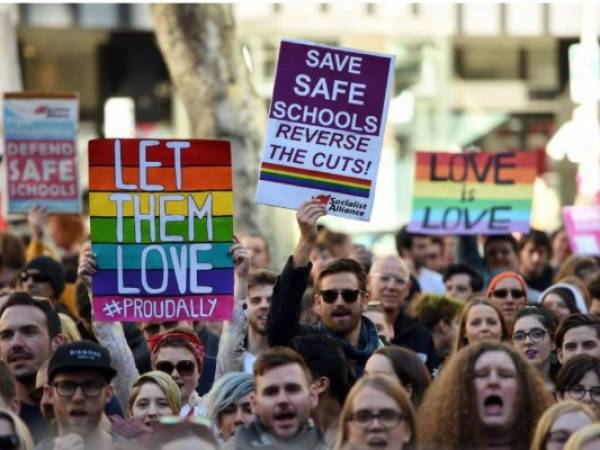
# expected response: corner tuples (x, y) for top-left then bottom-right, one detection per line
(563, 205), (600, 255)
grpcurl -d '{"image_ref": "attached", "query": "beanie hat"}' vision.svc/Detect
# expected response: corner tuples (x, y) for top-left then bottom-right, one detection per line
(486, 271), (528, 298)
(24, 256), (66, 298)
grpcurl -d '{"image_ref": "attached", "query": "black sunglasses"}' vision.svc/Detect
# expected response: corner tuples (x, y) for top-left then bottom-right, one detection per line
(492, 288), (525, 299)
(155, 360), (196, 376)
(319, 289), (362, 304)
(19, 271), (51, 283)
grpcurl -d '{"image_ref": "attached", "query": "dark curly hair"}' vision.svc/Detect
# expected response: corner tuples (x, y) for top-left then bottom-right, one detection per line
(417, 341), (553, 450)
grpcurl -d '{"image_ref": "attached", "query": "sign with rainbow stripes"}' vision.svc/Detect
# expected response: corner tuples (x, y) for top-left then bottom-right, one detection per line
(88, 139), (234, 322)
(256, 39), (394, 221)
(408, 151), (537, 235)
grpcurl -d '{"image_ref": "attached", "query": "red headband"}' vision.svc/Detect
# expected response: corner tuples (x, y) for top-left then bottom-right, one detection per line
(147, 331), (205, 366)
(486, 271), (528, 297)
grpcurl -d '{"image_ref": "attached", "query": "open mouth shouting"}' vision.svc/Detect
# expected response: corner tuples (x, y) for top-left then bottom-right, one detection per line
(331, 307), (352, 322)
(272, 408), (298, 435)
(483, 394), (504, 416)
(366, 435), (390, 448)
(68, 408), (90, 426)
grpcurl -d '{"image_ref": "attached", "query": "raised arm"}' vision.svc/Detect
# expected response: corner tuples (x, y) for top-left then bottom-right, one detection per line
(78, 243), (139, 417)
(292, 199), (326, 268)
(267, 199), (326, 346)
(214, 241), (251, 381)
(26, 205), (52, 260)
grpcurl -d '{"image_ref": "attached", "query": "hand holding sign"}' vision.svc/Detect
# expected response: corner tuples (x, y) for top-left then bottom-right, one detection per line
(27, 205), (48, 241)
(297, 198), (327, 245)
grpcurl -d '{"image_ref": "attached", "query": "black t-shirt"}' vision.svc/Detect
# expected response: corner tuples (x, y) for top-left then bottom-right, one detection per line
(20, 401), (51, 444)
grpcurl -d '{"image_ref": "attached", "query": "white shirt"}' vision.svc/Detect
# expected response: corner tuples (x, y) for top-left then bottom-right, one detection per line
(242, 350), (257, 374)
(418, 268), (445, 295)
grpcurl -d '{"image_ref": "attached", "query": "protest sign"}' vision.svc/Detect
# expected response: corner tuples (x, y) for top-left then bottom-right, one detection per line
(408, 151), (537, 235)
(256, 39), (394, 221)
(3, 93), (80, 213)
(88, 139), (234, 322)
(563, 205), (600, 255)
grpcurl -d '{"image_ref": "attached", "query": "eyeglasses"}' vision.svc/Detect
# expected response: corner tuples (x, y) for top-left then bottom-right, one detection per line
(29, 386), (44, 405)
(155, 360), (196, 377)
(492, 288), (525, 299)
(547, 430), (572, 446)
(566, 385), (600, 403)
(348, 408), (405, 429)
(319, 289), (362, 304)
(52, 380), (106, 398)
(142, 321), (179, 337)
(19, 271), (50, 283)
(0, 434), (20, 450)
(512, 328), (547, 343)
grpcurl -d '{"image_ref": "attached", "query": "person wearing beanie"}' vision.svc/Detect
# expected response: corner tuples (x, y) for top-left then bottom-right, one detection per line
(486, 271), (528, 331)
(18, 256), (68, 314)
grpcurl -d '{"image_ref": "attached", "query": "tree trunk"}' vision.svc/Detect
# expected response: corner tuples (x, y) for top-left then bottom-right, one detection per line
(153, 4), (294, 268)
(0, 5), (22, 138)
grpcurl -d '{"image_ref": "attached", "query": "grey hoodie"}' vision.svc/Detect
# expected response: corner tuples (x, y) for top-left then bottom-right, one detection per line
(223, 418), (329, 450)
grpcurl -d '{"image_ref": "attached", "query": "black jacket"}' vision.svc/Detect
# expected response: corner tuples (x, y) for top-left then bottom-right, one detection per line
(392, 312), (440, 373)
(267, 256), (380, 380)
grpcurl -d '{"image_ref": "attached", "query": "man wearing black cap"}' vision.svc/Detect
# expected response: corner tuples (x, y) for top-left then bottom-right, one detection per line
(36, 341), (127, 450)
(19, 256), (67, 314)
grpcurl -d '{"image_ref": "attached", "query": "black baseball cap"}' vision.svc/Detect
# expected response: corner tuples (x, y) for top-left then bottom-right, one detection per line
(48, 341), (117, 382)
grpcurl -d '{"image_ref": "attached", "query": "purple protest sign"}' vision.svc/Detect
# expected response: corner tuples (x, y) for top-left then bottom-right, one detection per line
(256, 39), (394, 221)
(563, 205), (600, 255)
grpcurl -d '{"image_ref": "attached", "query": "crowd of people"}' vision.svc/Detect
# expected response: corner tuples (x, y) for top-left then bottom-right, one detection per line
(0, 198), (599, 449)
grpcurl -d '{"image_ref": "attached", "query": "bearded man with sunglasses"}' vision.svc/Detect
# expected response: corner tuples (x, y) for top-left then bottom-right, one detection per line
(268, 199), (381, 380)
(37, 341), (129, 450)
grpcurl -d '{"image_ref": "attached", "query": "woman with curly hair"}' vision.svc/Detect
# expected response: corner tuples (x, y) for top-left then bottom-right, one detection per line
(453, 298), (509, 353)
(417, 341), (553, 450)
(529, 401), (596, 450)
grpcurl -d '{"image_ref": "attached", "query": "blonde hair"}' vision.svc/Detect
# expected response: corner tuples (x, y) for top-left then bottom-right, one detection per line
(58, 313), (81, 343)
(564, 423), (600, 450)
(0, 408), (34, 450)
(530, 401), (597, 450)
(335, 375), (415, 450)
(128, 371), (181, 416)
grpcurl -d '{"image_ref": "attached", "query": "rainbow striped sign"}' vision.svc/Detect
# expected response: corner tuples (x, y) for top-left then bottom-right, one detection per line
(408, 151), (537, 235)
(89, 139), (234, 322)
(256, 39), (394, 221)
